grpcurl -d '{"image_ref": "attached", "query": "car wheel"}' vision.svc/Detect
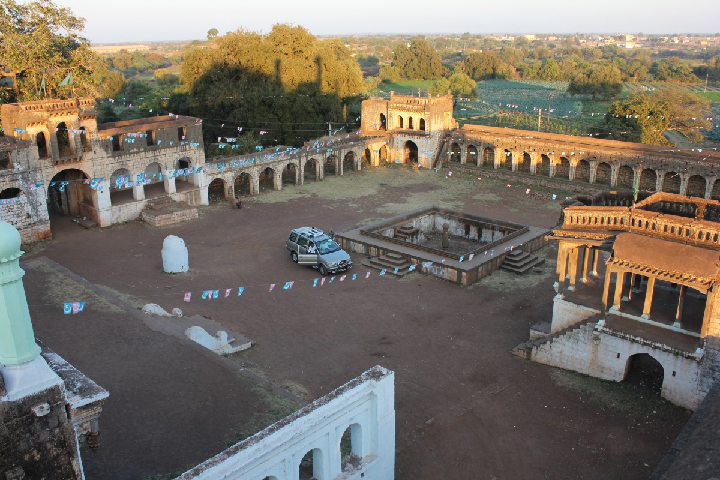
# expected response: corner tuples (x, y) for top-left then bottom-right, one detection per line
(318, 264), (327, 276)
(291, 251), (298, 263)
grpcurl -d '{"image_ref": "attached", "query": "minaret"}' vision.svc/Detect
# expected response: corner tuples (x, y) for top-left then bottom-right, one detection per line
(0, 220), (61, 401)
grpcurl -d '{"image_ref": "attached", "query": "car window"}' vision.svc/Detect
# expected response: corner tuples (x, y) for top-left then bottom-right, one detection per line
(297, 236), (308, 247)
(289, 233), (298, 242)
(316, 238), (341, 254)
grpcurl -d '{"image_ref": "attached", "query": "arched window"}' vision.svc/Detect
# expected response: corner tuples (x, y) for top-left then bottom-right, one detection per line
(419, 118), (426, 131)
(379, 113), (386, 131)
(408, 117), (414, 130)
(398, 116), (404, 129)
(37, 132), (49, 158)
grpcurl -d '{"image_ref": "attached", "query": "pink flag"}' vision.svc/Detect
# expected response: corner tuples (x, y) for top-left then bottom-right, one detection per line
(339, 275), (346, 281)
(72, 302), (80, 314)
(321, 278), (326, 286)
(184, 292), (192, 302)
(269, 284), (275, 292)
(225, 289), (231, 298)
(365, 271), (370, 279)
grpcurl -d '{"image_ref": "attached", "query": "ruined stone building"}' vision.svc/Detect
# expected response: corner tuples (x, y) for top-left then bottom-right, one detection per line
(515, 191), (720, 410)
(0, 98), (208, 241)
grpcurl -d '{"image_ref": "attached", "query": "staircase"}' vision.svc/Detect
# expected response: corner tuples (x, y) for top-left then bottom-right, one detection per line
(500, 249), (545, 273)
(511, 316), (600, 359)
(394, 225), (419, 242)
(432, 135), (450, 169)
(368, 252), (413, 276)
(141, 195), (198, 227)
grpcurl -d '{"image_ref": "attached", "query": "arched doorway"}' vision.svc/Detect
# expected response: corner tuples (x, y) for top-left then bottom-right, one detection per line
(502, 149), (513, 170)
(47, 169), (90, 218)
(616, 165), (634, 189)
(574, 160), (590, 182)
(362, 148), (372, 167)
(482, 147), (494, 167)
(378, 113), (386, 131)
(624, 353), (664, 396)
(282, 163), (297, 185)
(176, 158), (193, 188)
(299, 448), (323, 480)
(208, 178), (226, 202)
(404, 141), (418, 164)
(449, 143), (461, 163)
(234, 172), (252, 196)
(259, 167), (275, 191)
(686, 175), (706, 198)
(466, 145), (478, 164)
(663, 172), (681, 194)
(36, 132), (49, 158)
(379, 145), (388, 164)
(304, 159), (318, 182)
(56, 122), (73, 157)
(324, 156), (337, 176)
(537, 154), (551, 176)
(518, 152), (531, 173)
(595, 162), (612, 185)
(144, 162), (165, 198)
(343, 152), (356, 172)
(340, 423), (363, 473)
(555, 157), (570, 179)
(638, 169), (657, 191)
(109, 168), (133, 205)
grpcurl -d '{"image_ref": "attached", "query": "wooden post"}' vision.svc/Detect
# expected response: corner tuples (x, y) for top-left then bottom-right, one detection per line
(642, 276), (655, 319)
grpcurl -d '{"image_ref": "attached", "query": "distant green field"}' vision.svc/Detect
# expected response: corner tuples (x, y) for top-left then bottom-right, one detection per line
(372, 80), (436, 95)
(696, 92), (720, 103)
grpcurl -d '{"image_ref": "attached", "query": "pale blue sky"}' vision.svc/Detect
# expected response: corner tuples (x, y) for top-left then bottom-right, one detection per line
(52, 0), (719, 44)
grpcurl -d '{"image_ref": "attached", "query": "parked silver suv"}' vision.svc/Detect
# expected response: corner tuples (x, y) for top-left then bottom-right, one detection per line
(286, 227), (353, 276)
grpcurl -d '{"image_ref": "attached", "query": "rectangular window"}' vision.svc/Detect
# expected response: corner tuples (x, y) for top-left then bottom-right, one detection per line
(112, 134), (123, 152)
(297, 237), (308, 247)
(289, 232), (298, 242)
(0, 151), (10, 169)
(146, 130), (155, 146)
(178, 127), (186, 141)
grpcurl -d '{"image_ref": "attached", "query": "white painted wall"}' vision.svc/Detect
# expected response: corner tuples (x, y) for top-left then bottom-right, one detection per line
(177, 366), (395, 480)
(550, 296), (601, 333)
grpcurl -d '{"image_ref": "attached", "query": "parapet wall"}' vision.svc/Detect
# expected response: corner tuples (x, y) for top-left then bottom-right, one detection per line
(177, 366), (395, 480)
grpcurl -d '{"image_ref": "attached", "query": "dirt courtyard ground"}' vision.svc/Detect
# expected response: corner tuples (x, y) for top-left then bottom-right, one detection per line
(23, 166), (691, 479)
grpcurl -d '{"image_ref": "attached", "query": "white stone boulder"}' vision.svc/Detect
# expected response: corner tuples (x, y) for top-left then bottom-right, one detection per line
(185, 326), (245, 355)
(162, 235), (189, 273)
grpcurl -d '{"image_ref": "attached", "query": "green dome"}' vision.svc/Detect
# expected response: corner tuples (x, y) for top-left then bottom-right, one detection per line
(0, 221), (22, 263)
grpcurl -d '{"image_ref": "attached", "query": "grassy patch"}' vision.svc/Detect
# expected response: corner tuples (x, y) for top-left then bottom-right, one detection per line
(548, 367), (692, 421)
(372, 80), (435, 95)
(468, 244), (557, 291)
(696, 91), (720, 103)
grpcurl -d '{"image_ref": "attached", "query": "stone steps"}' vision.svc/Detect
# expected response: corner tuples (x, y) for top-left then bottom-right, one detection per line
(395, 225), (420, 242)
(368, 252), (413, 276)
(511, 316), (600, 358)
(142, 196), (198, 227)
(500, 250), (545, 273)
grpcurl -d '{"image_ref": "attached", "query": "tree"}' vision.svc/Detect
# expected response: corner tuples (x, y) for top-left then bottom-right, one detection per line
(429, 70), (477, 98)
(568, 61), (623, 101)
(112, 50), (132, 70)
(605, 94), (671, 145)
(654, 57), (699, 83)
(462, 51), (508, 80)
(391, 38), (444, 80)
(538, 58), (561, 80)
(0, 0), (113, 100)
(650, 87), (711, 142)
(207, 28), (219, 40)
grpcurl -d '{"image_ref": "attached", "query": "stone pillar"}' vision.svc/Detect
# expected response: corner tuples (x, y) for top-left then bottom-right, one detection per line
(610, 165), (619, 187)
(622, 272), (632, 301)
(338, 156), (344, 176)
(674, 285), (687, 328)
(548, 156), (556, 178)
(442, 223), (450, 249)
(529, 153), (537, 175)
(568, 248), (579, 291)
(642, 276), (656, 319)
(0, 221), (62, 400)
(592, 248), (600, 276)
(705, 177), (716, 199)
(299, 161), (305, 186)
(274, 170), (282, 191)
(589, 162), (597, 184)
(252, 174), (260, 195)
(511, 151), (518, 172)
(656, 171), (665, 193)
(601, 265), (613, 317)
(295, 163), (300, 185)
(569, 162), (576, 181)
(580, 247), (589, 283)
(556, 244), (569, 293)
(164, 175), (176, 195)
(493, 147), (502, 169)
(93, 179), (112, 227)
(613, 270), (625, 310)
(132, 183), (145, 201)
(679, 174), (690, 196)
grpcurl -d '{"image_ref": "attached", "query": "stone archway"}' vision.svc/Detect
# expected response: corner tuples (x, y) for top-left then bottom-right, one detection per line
(259, 167), (275, 191)
(47, 168), (90, 218)
(109, 168), (133, 206)
(466, 145), (478, 164)
(482, 147), (494, 167)
(379, 145), (388, 163)
(624, 353), (664, 396)
(208, 178), (226, 202)
(343, 152), (356, 172)
(450, 143), (461, 163)
(686, 175), (706, 198)
(362, 148), (372, 167)
(663, 172), (681, 194)
(282, 163), (297, 185)
(518, 152), (531, 173)
(536, 154), (551, 176)
(235, 172), (252, 196)
(324, 156), (337, 176)
(502, 149), (513, 170)
(56, 122), (73, 157)
(404, 141), (418, 164)
(595, 162), (612, 185)
(555, 157), (570, 179)
(616, 165), (634, 189)
(305, 159), (318, 182)
(639, 169), (657, 191)
(574, 160), (590, 182)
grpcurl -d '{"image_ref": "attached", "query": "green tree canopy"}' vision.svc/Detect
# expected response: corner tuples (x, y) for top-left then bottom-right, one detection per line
(568, 61), (623, 101)
(391, 38), (445, 80)
(462, 51), (508, 80)
(538, 58), (561, 80)
(0, 0), (117, 100)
